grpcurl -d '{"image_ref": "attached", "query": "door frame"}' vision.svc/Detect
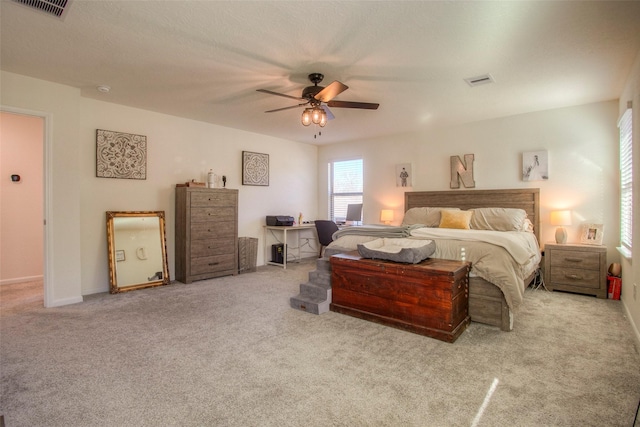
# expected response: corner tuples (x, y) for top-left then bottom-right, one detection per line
(1, 106), (53, 307)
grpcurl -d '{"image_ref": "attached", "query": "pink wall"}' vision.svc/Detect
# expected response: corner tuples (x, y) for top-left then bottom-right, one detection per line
(0, 112), (44, 283)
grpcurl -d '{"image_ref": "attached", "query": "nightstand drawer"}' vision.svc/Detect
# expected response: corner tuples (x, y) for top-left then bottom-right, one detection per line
(549, 250), (601, 270)
(549, 267), (601, 289)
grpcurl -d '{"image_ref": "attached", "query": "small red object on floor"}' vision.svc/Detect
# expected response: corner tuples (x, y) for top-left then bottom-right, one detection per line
(607, 275), (621, 300)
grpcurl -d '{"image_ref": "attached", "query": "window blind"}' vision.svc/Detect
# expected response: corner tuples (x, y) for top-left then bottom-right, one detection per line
(329, 159), (363, 222)
(618, 107), (633, 253)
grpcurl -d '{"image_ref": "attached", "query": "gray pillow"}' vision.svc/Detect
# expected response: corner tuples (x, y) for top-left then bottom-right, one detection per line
(469, 208), (528, 232)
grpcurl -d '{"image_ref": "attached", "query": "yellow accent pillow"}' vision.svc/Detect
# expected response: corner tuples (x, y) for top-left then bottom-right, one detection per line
(439, 210), (473, 229)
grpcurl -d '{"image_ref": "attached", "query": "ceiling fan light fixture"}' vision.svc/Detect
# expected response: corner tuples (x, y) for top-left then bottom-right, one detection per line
(301, 108), (312, 126)
(319, 110), (327, 127)
(311, 107), (324, 125)
(259, 72), (380, 128)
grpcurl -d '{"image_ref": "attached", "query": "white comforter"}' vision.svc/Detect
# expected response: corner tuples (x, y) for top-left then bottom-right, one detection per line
(326, 227), (541, 310)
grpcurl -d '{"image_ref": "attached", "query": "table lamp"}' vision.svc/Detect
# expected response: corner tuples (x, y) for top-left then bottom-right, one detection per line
(380, 209), (394, 225)
(550, 210), (571, 244)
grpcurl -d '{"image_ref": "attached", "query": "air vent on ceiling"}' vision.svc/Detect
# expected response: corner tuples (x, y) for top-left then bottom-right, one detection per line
(11, 0), (70, 18)
(464, 74), (495, 87)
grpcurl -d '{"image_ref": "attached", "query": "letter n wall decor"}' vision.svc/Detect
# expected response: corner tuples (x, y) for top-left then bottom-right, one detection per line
(450, 154), (475, 189)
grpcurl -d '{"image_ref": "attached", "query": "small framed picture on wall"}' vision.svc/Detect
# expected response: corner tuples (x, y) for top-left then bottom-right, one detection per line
(580, 223), (604, 245)
(396, 163), (412, 187)
(522, 150), (549, 181)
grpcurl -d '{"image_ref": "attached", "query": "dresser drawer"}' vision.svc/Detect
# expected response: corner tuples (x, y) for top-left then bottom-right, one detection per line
(190, 191), (237, 207)
(191, 254), (236, 275)
(191, 239), (236, 258)
(549, 267), (601, 289)
(191, 221), (236, 240)
(550, 250), (600, 270)
(191, 207), (236, 223)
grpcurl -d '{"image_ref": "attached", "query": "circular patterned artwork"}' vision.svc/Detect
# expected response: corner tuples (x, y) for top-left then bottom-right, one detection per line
(242, 151), (269, 186)
(96, 129), (147, 180)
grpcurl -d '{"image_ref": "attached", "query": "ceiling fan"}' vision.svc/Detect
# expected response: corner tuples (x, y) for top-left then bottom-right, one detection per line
(256, 73), (379, 127)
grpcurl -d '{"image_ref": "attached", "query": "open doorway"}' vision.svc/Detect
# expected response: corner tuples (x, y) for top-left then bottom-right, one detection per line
(0, 111), (45, 309)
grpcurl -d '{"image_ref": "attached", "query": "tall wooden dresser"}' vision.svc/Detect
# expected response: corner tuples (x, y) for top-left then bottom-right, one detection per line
(175, 187), (238, 283)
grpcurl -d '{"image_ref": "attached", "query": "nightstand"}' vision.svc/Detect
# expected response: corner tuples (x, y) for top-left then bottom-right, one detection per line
(544, 243), (607, 298)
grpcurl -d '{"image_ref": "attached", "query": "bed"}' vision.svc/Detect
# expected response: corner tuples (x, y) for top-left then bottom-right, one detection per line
(324, 188), (541, 331)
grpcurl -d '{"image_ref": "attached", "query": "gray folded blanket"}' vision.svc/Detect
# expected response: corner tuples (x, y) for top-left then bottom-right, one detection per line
(332, 224), (424, 240)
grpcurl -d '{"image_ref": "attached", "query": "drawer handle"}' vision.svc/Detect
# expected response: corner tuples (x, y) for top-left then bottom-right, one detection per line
(208, 262), (220, 266)
(564, 257), (583, 262)
(565, 273), (583, 280)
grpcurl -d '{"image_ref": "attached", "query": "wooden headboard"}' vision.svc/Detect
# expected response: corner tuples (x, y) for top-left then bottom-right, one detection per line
(404, 188), (540, 244)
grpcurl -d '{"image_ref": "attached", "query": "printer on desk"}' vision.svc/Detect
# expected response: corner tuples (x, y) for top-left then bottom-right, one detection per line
(266, 215), (295, 226)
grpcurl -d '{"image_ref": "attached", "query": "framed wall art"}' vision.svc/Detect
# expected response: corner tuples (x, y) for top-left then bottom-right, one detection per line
(580, 223), (604, 245)
(396, 163), (412, 187)
(522, 150), (548, 181)
(242, 151), (269, 186)
(96, 129), (147, 180)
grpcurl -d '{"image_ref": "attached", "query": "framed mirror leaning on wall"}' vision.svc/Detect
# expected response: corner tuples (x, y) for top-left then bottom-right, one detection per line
(106, 211), (170, 293)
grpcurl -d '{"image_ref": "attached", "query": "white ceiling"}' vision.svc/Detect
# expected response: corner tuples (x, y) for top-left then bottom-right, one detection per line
(2, 1), (640, 145)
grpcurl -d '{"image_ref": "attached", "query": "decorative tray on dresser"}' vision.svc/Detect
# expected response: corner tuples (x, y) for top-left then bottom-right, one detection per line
(544, 243), (607, 298)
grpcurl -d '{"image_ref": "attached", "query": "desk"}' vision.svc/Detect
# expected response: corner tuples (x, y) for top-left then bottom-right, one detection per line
(263, 225), (317, 269)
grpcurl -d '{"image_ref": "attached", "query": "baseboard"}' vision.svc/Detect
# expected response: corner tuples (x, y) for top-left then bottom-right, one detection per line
(82, 286), (109, 296)
(0, 275), (43, 286)
(47, 295), (83, 307)
(622, 298), (640, 353)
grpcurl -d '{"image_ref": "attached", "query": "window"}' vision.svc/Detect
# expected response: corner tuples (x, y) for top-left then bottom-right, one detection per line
(328, 158), (363, 223)
(619, 106), (633, 257)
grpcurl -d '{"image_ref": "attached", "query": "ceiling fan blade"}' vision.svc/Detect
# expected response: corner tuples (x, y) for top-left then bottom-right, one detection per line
(314, 81), (348, 103)
(321, 105), (335, 120)
(265, 103), (308, 113)
(327, 100), (380, 110)
(257, 89), (305, 101)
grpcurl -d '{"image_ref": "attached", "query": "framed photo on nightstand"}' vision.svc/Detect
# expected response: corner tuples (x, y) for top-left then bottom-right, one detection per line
(580, 223), (604, 245)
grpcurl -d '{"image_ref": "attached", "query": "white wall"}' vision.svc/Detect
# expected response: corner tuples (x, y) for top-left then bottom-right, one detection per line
(0, 112), (43, 283)
(1, 71), (318, 301)
(78, 97), (317, 295)
(319, 100), (620, 260)
(618, 49), (640, 344)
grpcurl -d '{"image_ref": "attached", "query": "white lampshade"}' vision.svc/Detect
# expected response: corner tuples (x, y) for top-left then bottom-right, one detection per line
(550, 210), (572, 244)
(380, 209), (394, 225)
(550, 210), (572, 226)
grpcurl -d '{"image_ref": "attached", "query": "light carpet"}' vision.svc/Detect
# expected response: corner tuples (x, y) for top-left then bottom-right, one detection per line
(1, 260), (639, 427)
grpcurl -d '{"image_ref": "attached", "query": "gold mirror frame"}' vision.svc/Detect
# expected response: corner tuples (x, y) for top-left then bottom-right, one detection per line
(106, 211), (170, 293)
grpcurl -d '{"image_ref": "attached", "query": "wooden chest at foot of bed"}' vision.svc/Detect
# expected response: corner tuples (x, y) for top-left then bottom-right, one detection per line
(330, 252), (471, 343)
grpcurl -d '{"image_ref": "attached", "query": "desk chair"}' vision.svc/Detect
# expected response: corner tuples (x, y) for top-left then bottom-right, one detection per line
(314, 220), (339, 258)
